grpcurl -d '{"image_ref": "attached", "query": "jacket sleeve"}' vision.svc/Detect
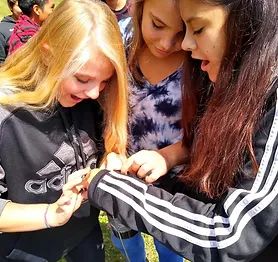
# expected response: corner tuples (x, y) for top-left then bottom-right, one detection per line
(0, 33), (7, 64)
(0, 164), (10, 216)
(88, 90), (278, 262)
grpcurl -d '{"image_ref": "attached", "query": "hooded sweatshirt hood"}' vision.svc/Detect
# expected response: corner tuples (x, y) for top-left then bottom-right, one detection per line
(0, 15), (16, 63)
(8, 14), (39, 55)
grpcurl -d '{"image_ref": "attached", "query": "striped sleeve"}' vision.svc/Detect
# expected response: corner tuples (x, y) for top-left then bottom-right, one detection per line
(88, 90), (278, 262)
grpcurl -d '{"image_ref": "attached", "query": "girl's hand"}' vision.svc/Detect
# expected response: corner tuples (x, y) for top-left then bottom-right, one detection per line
(46, 169), (89, 227)
(101, 152), (126, 171)
(121, 150), (168, 183)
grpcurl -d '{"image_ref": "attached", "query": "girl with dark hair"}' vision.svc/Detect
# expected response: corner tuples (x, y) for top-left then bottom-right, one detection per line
(0, 0), (22, 63)
(76, 0), (278, 261)
(101, 0), (131, 21)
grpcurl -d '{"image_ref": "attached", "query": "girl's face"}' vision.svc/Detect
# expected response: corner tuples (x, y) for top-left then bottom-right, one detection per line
(36, 0), (55, 25)
(141, 0), (184, 58)
(179, 0), (228, 82)
(11, 1), (22, 20)
(59, 46), (115, 107)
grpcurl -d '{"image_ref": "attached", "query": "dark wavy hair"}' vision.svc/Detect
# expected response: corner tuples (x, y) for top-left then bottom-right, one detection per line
(181, 0), (278, 198)
(18, 0), (48, 16)
(7, 0), (17, 10)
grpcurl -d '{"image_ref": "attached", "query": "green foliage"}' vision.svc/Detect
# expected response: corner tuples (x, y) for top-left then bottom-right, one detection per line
(99, 212), (159, 262)
(0, 0), (10, 19)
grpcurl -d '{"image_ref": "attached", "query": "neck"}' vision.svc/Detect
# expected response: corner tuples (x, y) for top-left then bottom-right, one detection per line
(29, 13), (41, 26)
(104, 0), (127, 11)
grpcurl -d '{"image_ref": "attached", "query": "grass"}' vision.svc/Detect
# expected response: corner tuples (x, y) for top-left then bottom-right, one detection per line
(0, 1), (10, 20)
(99, 212), (159, 262)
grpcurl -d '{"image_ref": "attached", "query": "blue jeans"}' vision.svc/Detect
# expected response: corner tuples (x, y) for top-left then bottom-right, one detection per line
(111, 232), (183, 262)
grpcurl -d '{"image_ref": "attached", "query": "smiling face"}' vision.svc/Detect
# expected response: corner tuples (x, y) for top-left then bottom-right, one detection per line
(179, 0), (228, 82)
(58, 45), (115, 107)
(141, 0), (184, 58)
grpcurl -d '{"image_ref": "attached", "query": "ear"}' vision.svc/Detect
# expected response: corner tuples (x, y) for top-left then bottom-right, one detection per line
(33, 4), (42, 16)
(40, 42), (52, 65)
(42, 42), (50, 51)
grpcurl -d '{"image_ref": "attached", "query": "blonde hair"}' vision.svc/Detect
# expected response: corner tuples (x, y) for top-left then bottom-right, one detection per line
(0, 0), (128, 156)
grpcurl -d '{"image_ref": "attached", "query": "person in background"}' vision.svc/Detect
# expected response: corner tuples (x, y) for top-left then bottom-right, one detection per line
(104, 0), (187, 261)
(8, 0), (55, 55)
(0, 0), (128, 261)
(81, 0), (278, 261)
(0, 0), (22, 63)
(101, 0), (131, 21)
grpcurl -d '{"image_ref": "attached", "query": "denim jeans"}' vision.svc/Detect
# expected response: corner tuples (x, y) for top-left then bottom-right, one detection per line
(111, 232), (183, 262)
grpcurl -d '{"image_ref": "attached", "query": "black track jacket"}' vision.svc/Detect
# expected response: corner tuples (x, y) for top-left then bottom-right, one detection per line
(88, 86), (278, 262)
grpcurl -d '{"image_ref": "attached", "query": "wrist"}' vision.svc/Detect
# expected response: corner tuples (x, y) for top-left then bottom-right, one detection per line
(87, 168), (102, 184)
(156, 149), (172, 171)
(44, 204), (52, 229)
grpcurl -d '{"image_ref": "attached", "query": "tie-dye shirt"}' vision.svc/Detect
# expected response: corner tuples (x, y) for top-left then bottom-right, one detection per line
(120, 18), (184, 178)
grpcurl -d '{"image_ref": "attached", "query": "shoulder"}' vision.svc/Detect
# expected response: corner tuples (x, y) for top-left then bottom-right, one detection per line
(118, 17), (133, 46)
(0, 16), (16, 39)
(0, 106), (14, 124)
(253, 82), (277, 151)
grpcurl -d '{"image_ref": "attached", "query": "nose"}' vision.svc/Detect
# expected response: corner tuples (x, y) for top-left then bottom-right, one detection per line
(159, 37), (174, 52)
(85, 85), (101, 100)
(181, 32), (197, 51)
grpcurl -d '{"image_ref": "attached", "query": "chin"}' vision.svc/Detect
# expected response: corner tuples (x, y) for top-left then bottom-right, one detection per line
(59, 100), (76, 108)
(209, 75), (216, 83)
(208, 69), (218, 83)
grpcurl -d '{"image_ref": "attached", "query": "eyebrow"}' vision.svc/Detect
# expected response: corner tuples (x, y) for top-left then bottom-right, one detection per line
(75, 72), (113, 82)
(186, 16), (203, 24)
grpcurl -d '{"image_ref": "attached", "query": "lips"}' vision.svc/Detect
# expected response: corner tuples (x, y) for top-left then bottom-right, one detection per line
(155, 47), (171, 56)
(70, 95), (83, 103)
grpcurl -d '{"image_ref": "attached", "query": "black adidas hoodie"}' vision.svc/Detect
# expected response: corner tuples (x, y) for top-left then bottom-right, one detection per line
(0, 99), (103, 261)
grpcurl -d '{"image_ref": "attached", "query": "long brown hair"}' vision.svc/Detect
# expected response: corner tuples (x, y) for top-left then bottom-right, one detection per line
(181, 0), (278, 198)
(125, 0), (145, 82)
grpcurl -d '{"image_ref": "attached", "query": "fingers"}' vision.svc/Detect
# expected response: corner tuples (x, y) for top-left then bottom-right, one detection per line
(67, 168), (90, 183)
(121, 150), (168, 183)
(121, 151), (154, 177)
(121, 156), (136, 174)
(56, 190), (76, 206)
(64, 168), (93, 193)
(105, 152), (124, 171)
(144, 170), (164, 184)
(136, 163), (152, 179)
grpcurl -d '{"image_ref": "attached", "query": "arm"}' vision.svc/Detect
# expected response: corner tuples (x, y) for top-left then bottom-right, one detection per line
(0, 33), (7, 64)
(0, 169), (87, 232)
(87, 92), (278, 261)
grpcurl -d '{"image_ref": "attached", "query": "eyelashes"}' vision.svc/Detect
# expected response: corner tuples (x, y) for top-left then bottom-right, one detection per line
(193, 27), (204, 35)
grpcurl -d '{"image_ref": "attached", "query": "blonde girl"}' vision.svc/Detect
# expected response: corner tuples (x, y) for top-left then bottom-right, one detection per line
(0, 0), (128, 261)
